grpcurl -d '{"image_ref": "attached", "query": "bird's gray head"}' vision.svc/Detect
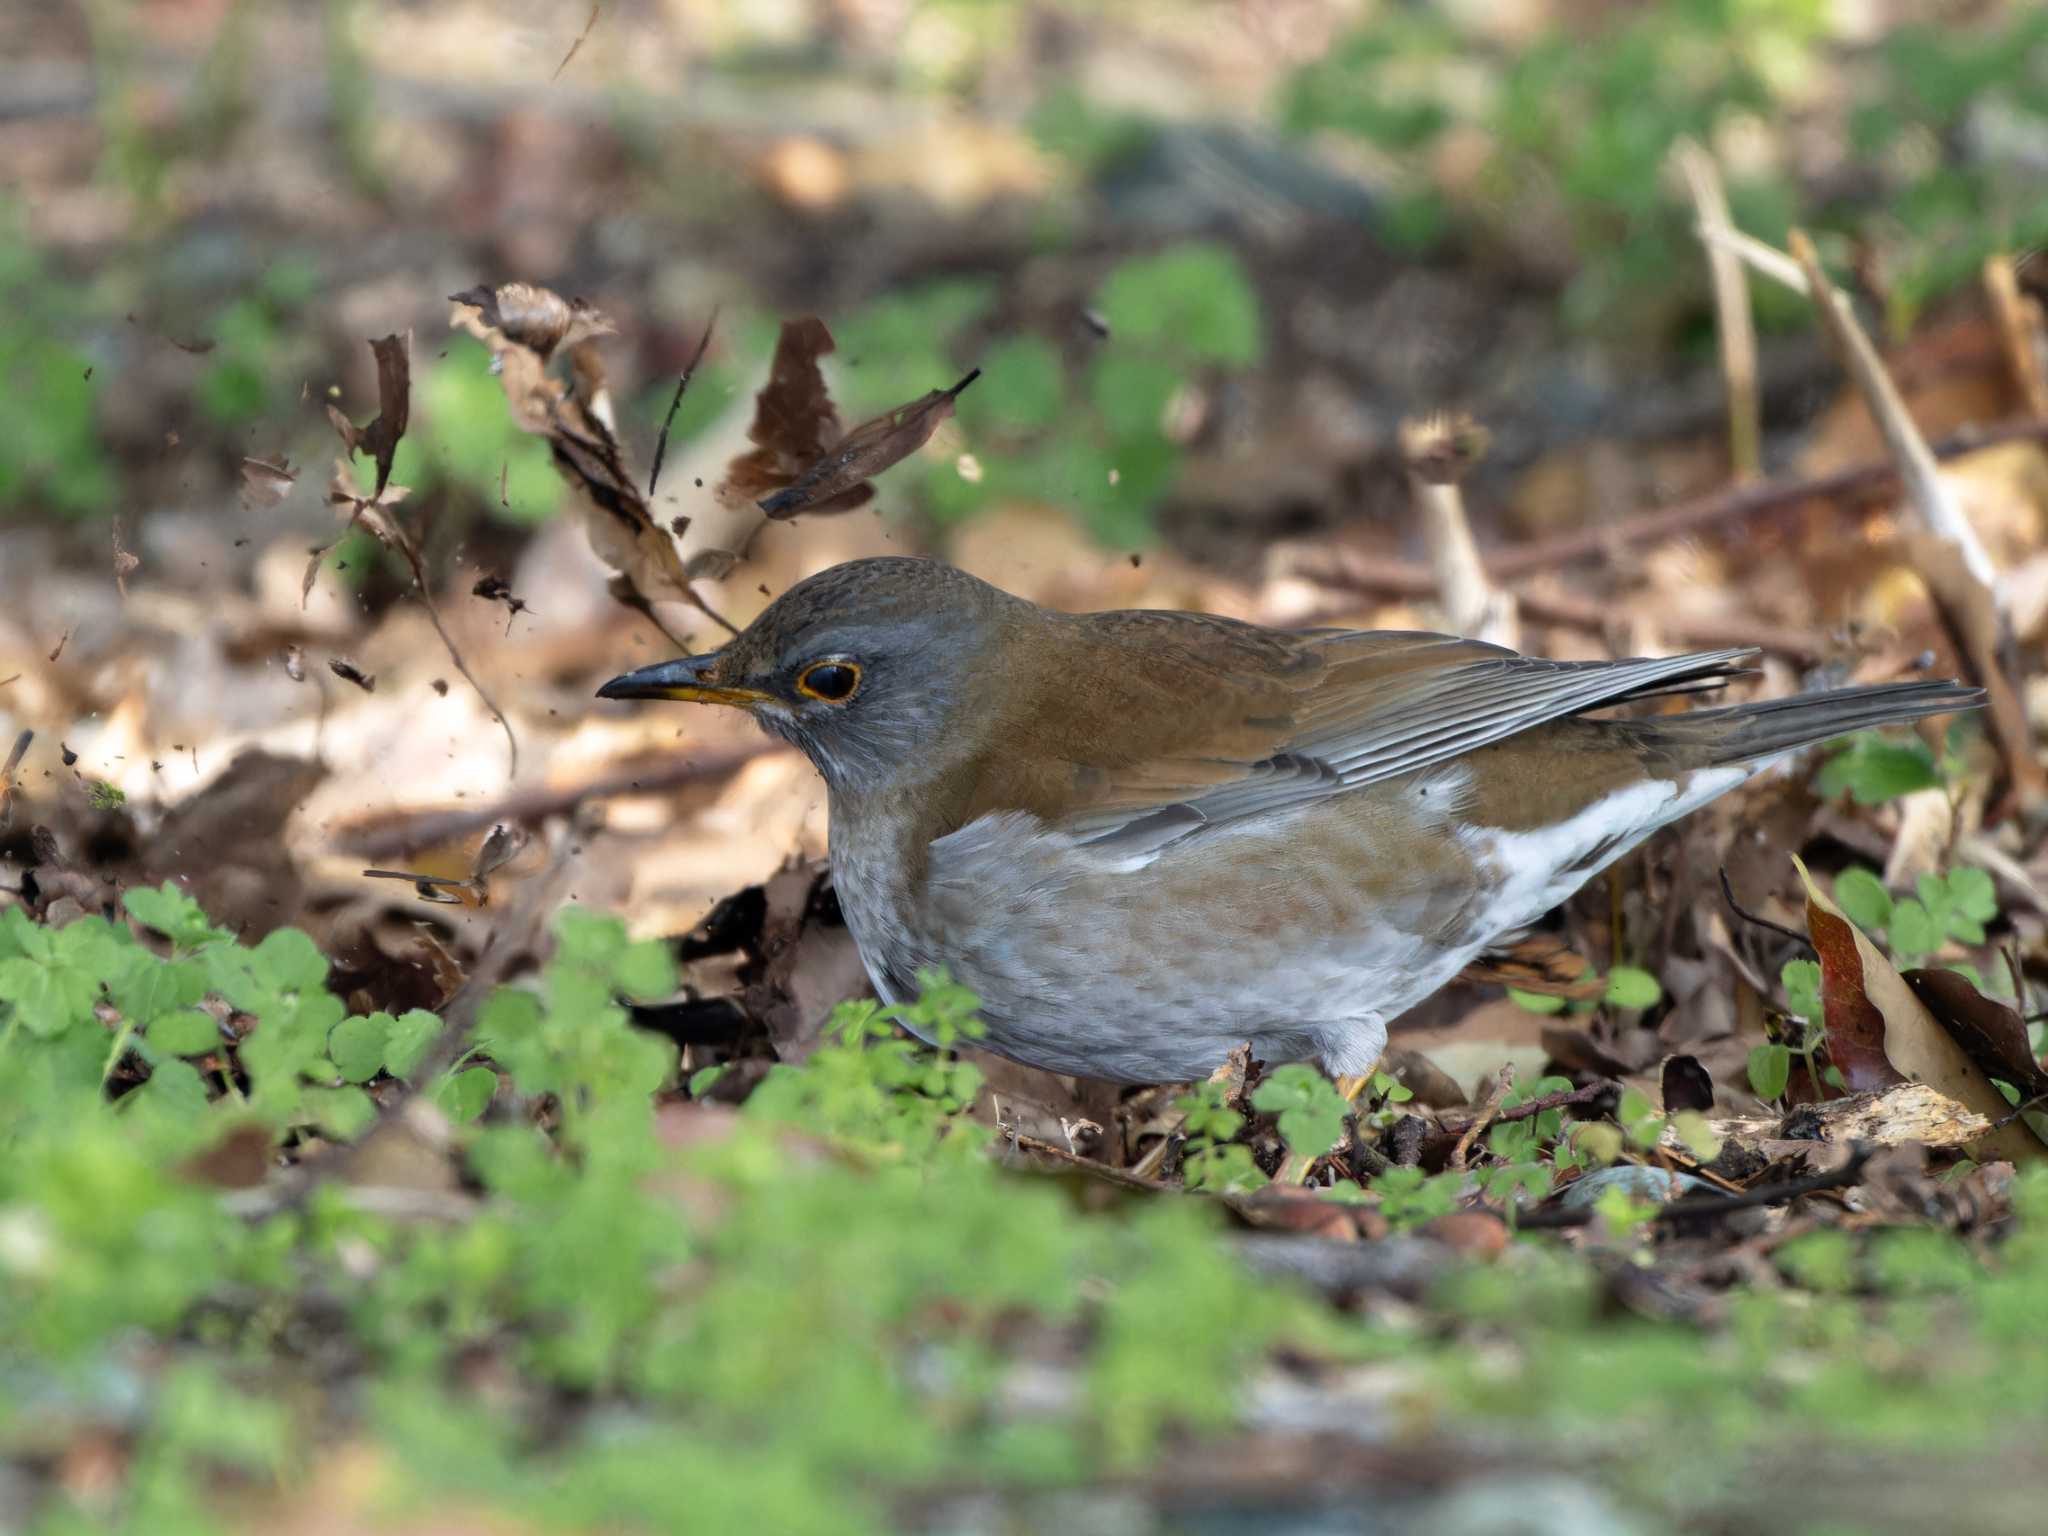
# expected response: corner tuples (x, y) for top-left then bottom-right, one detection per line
(597, 557), (1021, 791)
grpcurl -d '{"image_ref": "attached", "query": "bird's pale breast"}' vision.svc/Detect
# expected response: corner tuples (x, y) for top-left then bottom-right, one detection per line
(830, 758), (1749, 1083)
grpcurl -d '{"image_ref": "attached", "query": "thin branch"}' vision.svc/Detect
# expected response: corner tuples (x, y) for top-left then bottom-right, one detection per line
(1984, 254), (2048, 419)
(1450, 1064), (1515, 1171)
(648, 306), (720, 498)
(394, 533), (519, 778)
(551, 2), (600, 81)
(1784, 227), (1999, 591)
(1719, 867), (1813, 951)
(332, 741), (781, 859)
(1513, 1143), (1877, 1229)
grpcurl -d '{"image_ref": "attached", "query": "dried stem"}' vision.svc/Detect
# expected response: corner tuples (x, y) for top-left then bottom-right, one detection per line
(1672, 140), (1760, 481)
(1984, 255), (2048, 419)
(1401, 414), (1518, 647)
(1781, 228), (1999, 593)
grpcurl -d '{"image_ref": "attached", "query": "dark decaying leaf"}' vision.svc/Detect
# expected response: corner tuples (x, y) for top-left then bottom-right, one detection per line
(760, 368), (981, 518)
(328, 657), (376, 693)
(716, 318), (852, 514)
(1805, 895), (1910, 1093)
(325, 332), (412, 496)
(1661, 1054), (1717, 1114)
(1903, 968), (2048, 1103)
(448, 284), (612, 364)
(472, 574), (532, 623)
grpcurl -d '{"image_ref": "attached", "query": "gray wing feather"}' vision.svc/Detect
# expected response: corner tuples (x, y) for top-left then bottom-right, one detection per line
(1072, 643), (1757, 854)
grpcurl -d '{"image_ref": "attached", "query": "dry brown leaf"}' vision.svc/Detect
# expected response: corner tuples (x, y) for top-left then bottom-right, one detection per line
(716, 317), (855, 513)
(1903, 967), (2048, 1107)
(1795, 855), (2043, 1162)
(327, 332), (411, 496)
(1802, 871), (1908, 1094)
(760, 368), (980, 518)
(453, 287), (730, 638)
(1458, 934), (1606, 999)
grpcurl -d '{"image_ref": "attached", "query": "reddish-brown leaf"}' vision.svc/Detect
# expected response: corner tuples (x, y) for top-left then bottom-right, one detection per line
(716, 317), (857, 512)
(760, 368), (980, 518)
(1806, 897), (1910, 1093)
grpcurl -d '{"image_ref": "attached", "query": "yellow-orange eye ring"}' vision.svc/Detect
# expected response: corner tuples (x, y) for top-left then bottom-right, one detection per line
(796, 659), (862, 703)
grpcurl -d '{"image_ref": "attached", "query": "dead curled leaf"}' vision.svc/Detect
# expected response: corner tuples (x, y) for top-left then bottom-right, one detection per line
(326, 332), (412, 497)
(453, 285), (728, 635)
(1902, 967), (2048, 1106)
(1795, 855), (2045, 1162)
(758, 367), (980, 518)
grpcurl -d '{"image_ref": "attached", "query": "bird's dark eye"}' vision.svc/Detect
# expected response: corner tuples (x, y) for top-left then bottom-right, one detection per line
(796, 660), (861, 703)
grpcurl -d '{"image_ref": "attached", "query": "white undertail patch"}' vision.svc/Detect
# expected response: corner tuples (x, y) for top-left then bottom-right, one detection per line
(1456, 767), (1748, 937)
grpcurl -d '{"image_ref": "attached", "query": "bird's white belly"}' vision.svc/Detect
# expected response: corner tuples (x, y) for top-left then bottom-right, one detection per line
(834, 802), (1472, 1082)
(831, 766), (1749, 1084)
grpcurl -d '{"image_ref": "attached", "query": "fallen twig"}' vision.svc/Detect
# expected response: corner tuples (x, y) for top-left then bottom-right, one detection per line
(1296, 555), (1832, 660)
(1784, 228), (1998, 590)
(1005, 1130), (1175, 1194)
(1514, 1144), (1877, 1229)
(333, 742), (782, 859)
(1719, 868), (1813, 951)
(1450, 1064), (1515, 1171)
(1486, 416), (2048, 579)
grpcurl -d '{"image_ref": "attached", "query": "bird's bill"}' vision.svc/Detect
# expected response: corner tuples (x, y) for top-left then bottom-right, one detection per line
(596, 655), (771, 707)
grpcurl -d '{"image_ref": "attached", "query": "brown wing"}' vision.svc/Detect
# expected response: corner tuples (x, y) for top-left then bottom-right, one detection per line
(953, 610), (1755, 857)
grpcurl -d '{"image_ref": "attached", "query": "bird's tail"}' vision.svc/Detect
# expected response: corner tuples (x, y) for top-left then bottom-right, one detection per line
(1645, 679), (1983, 767)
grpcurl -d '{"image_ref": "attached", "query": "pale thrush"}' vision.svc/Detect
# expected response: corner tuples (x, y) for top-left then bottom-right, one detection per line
(600, 557), (1978, 1084)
